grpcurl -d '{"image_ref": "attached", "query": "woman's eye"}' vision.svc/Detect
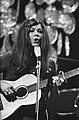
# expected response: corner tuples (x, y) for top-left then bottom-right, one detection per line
(37, 29), (43, 33)
(29, 29), (35, 32)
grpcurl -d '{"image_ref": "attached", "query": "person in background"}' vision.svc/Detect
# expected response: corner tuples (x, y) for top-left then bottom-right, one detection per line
(0, 18), (63, 120)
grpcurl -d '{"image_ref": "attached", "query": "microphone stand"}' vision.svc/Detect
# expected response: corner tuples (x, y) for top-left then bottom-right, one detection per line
(35, 57), (41, 120)
(34, 46), (41, 120)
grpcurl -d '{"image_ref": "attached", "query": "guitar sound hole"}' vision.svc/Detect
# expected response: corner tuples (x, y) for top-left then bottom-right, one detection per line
(16, 86), (28, 98)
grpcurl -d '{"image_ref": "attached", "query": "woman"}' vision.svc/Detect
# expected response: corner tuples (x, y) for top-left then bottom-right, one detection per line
(0, 18), (62, 120)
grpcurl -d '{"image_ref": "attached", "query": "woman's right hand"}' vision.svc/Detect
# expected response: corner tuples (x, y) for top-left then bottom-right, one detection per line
(0, 81), (16, 102)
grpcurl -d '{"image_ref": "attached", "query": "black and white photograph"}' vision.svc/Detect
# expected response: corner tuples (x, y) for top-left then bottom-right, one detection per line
(0, 0), (79, 120)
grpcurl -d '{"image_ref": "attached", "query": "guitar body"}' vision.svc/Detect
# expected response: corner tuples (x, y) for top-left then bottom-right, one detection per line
(0, 74), (41, 120)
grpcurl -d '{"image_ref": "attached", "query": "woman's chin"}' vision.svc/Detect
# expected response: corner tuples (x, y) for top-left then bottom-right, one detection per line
(32, 43), (39, 46)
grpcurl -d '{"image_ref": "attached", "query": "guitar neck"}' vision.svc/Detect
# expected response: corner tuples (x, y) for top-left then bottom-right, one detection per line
(40, 79), (48, 89)
(28, 68), (79, 94)
(27, 79), (48, 93)
(58, 68), (79, 79)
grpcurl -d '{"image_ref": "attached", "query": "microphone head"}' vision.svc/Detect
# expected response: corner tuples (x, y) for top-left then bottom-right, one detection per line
(34, 46), (41, 57)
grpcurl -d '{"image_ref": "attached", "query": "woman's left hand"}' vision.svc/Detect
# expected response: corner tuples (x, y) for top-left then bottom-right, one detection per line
(52, 75), (64, 86)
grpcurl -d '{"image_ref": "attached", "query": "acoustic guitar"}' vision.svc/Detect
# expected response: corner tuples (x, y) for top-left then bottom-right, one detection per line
(0, 67), (79, 119)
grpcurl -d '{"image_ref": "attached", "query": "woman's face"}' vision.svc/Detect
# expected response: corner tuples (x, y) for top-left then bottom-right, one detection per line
(29, 24), (43, 46)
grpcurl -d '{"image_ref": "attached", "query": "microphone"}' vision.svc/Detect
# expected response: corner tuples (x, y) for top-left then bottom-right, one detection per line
(34, 46), (41, 59)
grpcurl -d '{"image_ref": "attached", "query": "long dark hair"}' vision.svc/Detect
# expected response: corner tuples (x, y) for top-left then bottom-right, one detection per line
(10, 18), (50, 74)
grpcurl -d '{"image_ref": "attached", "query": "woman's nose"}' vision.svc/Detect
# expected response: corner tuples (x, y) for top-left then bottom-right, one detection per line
(34, 30), (38, 34)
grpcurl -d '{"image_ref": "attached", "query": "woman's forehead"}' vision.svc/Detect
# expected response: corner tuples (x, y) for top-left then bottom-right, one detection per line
(30, 24), (42, 29)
